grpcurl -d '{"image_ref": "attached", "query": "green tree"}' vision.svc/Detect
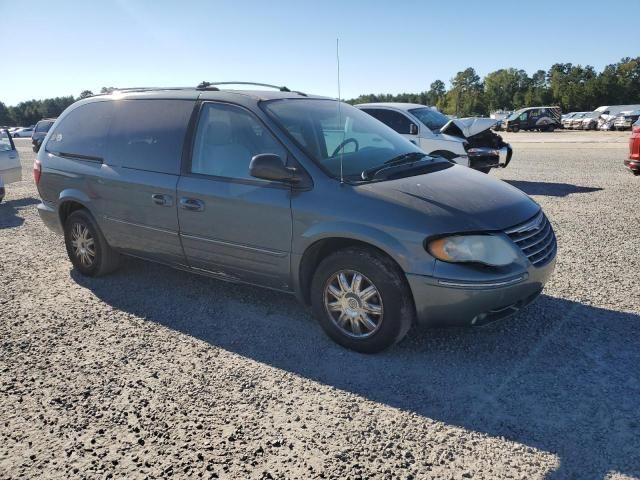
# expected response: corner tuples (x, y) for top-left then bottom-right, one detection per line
(442, 68), (487, 117)
(484, 68), (530, 111)
(0, 102), (13, 126)
(79, 90), (94, 99)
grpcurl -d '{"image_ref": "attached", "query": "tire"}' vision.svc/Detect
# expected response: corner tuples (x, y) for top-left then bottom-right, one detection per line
(546, 125), (555, 132)
(310, 247), (414, 353)
(64, 209), (120, 276)
(511, 126), (519, 133)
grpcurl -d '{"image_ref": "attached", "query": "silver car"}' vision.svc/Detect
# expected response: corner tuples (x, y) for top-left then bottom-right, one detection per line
(35, 83), (556, 352)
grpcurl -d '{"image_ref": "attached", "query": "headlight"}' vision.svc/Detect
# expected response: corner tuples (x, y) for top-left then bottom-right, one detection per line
(466, 147), (500, 157)
(428, 235), (520, 267)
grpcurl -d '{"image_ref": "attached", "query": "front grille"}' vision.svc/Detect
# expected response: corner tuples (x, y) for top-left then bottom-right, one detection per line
(505, 211), (557, 267)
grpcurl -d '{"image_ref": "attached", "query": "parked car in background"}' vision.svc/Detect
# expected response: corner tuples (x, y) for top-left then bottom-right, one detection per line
(561, 112), (577, 128)
(566, 112), (589, 130)
(598, 114), (618, 131)
(0, 129), (22, 203)
(356, 103), (512, 173)
(12, 126), (34, 138)
(580, 112), (603, 130)
(625, 119), (640, 175)
(32, 118), (56, 152)
(34, 84), (556, 352)
(614, 111), (640, 131)
(502, 106), (561, 132)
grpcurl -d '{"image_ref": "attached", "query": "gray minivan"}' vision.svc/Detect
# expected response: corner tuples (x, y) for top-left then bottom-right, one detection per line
(35, 84), (556, 352)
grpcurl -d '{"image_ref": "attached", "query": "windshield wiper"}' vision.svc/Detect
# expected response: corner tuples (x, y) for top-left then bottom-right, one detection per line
(361, 152), (428, 180)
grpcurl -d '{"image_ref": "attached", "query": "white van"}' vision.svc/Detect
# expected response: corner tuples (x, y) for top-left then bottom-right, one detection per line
(0, 129), (22, 203)
(356, 103), (512, 173)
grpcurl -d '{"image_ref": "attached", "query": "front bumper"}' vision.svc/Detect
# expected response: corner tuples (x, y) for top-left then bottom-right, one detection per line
(406, 257), (556, 328)
(468, 145), (513, 171)
(37, 201), (63, 234)
(624, 159), (640, 172)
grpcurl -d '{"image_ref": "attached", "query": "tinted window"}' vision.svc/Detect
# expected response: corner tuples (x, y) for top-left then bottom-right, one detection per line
(46, 102), (113, 160)
(110, 100), (195, 174)
(191, 103), (286, 180)
(35, 120), (54, 133)
(361, 109), (412, 134)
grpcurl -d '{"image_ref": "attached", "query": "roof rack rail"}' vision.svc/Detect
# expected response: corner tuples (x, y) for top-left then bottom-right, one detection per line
(196, 81), (307, 96)
(91, 83), (307, 97)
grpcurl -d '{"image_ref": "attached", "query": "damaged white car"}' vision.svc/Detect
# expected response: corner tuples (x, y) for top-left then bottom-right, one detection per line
(356, 103), (512, 173)
(0, 129), (22, 203)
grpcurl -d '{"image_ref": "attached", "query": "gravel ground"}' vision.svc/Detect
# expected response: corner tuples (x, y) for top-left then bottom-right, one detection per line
(1, 134), (639, 480)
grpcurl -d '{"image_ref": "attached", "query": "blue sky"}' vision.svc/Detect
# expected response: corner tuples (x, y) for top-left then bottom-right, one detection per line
(1, 0), (636, 105)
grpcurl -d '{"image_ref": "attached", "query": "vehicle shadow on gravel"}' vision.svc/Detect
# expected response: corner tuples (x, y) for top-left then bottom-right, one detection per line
(72, 260), (640, 480)
(504, 180), (603, 197)
(0, 197), (40, 229)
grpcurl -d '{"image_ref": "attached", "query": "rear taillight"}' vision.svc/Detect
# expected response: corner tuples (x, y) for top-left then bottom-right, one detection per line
(633, 126), (640, 134)
(33, 159), (42, 184)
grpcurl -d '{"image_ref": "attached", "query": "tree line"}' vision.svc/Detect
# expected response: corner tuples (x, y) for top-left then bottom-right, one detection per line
(0, 88), (114, 127)
(348, 57), (640, 117)
(2, 57), (639, 125)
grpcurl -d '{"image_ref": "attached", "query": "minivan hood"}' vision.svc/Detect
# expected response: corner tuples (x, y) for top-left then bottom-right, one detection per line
(358, 164), (539, 233)
(440, 118), (498, 138)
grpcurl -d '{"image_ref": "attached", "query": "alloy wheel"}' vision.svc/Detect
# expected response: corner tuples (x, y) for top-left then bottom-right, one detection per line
(323, 270), (384, 338)
(70, 222), (96, 267)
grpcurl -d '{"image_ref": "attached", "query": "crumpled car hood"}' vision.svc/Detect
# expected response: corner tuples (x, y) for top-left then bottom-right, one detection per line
(358, 164), (540, 233)
(440, 117), (498, 138)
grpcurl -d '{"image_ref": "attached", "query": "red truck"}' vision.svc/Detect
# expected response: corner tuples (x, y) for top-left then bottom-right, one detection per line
(626, 119), (640, 175)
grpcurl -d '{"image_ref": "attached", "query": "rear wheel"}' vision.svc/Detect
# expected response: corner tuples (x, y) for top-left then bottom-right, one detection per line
(511, 126), (520, 133)
(311, 247), (414, 353)
(64, 209), (120, 276)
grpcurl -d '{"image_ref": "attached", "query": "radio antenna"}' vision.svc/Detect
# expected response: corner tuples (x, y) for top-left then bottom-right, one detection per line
(336, 38), (344, 184)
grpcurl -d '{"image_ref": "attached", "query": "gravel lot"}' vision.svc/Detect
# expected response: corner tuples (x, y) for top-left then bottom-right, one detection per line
(1, 133), (639, 480)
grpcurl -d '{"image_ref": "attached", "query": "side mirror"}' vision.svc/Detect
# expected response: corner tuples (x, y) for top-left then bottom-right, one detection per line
(249, 154), (300, 182)
(409, 123), (419, 135)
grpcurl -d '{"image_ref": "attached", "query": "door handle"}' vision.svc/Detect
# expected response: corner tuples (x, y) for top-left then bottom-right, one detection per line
(180, 197), (205, 212)
(151, 193), (173, 206)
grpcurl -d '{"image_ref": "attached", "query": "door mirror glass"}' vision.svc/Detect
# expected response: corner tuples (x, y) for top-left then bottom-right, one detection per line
(249, 154), (298, 182)
(409, 123), (418, 135)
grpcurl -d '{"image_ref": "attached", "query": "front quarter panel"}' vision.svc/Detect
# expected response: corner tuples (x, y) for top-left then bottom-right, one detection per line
(291, 181), (437, 277)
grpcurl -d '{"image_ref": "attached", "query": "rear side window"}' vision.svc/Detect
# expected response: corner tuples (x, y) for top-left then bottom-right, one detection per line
(46, 102), (113, 160)
(361, 109), (412, 134)
(109, 100), (195, 174)
(35, 120), (54, 133)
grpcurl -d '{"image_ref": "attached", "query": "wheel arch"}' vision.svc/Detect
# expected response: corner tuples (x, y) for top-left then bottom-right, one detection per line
(57, 189), (92, 226)
(295, 235), (409, 306)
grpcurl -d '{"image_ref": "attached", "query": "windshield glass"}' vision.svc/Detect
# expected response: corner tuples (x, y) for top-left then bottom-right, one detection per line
(408, 107), (449, 131)
(507, 109), (524, 121)
(0, 130), (14, 152)
(262, 99), (426, 180)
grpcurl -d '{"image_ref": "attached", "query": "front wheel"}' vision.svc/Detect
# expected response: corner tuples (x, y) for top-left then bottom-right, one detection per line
(311, 248), (414, 353)
(64, 209), (120, 276)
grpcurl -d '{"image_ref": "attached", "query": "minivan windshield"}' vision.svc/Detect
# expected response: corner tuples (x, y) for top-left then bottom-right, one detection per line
(263, 99), (436, 181)
(408, 107), (450, 131)
(507, 109), (524, 121)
